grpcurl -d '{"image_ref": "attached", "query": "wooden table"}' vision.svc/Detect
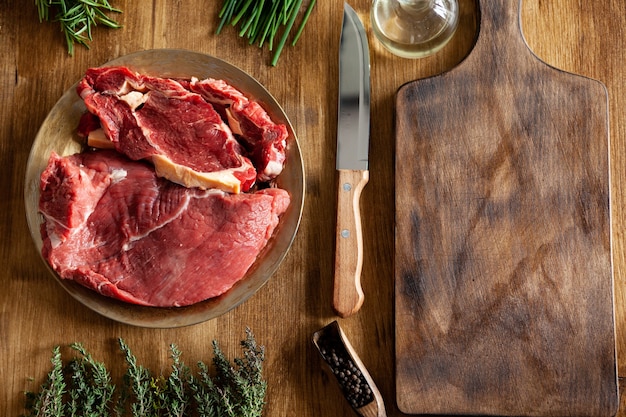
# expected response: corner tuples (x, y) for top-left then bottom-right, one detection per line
(2, 0), (626, 415)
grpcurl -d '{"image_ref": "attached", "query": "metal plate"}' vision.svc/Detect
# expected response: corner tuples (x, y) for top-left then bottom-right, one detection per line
(24, 49), (305, 328)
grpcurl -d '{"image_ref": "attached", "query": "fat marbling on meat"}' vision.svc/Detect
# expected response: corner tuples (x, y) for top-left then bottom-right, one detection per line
(77, 66), (288, 193)
(39, 150), (290, 307)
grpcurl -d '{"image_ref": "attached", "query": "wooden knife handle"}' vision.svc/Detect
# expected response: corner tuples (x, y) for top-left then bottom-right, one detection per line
(333, 169), (369, 318)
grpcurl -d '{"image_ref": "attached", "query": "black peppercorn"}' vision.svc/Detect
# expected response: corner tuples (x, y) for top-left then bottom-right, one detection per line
(318, 337), (374, 409)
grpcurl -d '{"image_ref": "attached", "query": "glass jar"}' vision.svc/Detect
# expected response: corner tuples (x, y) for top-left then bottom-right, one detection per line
(371, 0), (459, 58)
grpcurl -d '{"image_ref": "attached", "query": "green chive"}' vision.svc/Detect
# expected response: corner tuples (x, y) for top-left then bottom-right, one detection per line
(271, 0), (303, 66)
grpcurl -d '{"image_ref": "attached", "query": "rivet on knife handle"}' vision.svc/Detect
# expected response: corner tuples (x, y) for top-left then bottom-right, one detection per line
(333, 169), (369, 318)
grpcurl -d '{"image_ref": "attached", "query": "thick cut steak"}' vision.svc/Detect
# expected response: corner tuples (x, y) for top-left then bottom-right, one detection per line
(39, 150), (290, 307)
(77, 66), (288, 192)
(77, 66), (257, 193)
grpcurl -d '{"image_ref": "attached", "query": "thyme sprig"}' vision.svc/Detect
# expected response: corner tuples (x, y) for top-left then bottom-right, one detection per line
(34, 0), (122, 56)
(22, 328), (266, 417)
(23, 346), (66, 417)
(66, 342), (115, 416)
(217, 0), (317, 66)
(192, 332), (266, 416)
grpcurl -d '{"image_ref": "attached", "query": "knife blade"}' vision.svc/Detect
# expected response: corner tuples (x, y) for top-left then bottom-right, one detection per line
(333, 3), (371, 318)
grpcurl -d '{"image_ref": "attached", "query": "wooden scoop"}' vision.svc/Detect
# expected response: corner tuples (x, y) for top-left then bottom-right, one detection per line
(394, 0), (618, 415)
(313, 321), (386, 417)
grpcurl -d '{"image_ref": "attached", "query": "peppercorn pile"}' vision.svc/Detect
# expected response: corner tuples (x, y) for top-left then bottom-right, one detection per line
(317, 336), (374, 409)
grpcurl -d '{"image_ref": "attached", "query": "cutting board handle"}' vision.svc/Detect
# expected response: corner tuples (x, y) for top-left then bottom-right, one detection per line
(471, 0), (534, 68)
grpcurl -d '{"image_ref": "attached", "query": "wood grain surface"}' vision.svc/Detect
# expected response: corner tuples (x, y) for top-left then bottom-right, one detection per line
(2, 0), (626, 416)
(334, 169), (369, 318)
(395, 0), (616, 414)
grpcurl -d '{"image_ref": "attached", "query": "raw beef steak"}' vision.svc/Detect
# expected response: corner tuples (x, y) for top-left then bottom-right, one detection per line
(189, 78), (288, 182)
(77, 66), (257, 193)
(39, 149), (290, 307)
(77, 66), (289, 192)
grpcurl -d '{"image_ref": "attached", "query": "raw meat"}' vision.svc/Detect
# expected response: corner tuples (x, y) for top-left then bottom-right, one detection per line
(77, 66), (289, 191)
(39, 150), (290, 307)
(77, 66), (257, 194)
(189, 78), (288, 181)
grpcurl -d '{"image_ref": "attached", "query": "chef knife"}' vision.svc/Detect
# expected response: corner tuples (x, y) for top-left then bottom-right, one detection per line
(333, 3), (371, 318)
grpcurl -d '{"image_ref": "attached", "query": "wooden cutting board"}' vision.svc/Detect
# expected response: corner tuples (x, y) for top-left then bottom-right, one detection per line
(394, 0), (618, 415)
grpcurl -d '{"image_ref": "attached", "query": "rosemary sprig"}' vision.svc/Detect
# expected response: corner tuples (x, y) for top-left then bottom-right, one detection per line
(217, 0), (317, 66)
(22, 329), (267, 417)
(34, 0), (122, 56)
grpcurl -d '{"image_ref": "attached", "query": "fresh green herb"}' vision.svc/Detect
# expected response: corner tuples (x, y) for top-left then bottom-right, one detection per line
(290, 0), (315, 47)
(34, 0), (123, 56)
(118, 338), (155, 416)
(192, 329), (266, 416)
(217, 0), (317, 66)
(66, 342), (115, 416)
(23, 346), (66, 417)
(159, 344), (192, 417)
(22, 328), (266, 417)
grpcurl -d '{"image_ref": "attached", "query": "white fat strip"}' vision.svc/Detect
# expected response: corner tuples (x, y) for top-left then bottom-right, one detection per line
(87, 128), (115, 149)
(120, 90), (148, 110)
(225, 108), (243, 135)
(117, 79), (145, 96)
(263, 159), (284, 178)
(198, 188), (226, 197)
(45, 221), (63, 249)
(109, 168), (127, 183)
(152, 154), (245, 193)
(120, 192), (196, 252)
